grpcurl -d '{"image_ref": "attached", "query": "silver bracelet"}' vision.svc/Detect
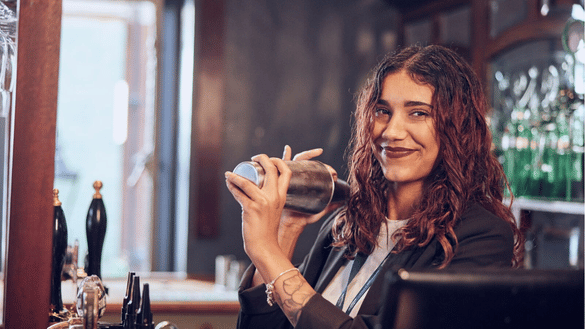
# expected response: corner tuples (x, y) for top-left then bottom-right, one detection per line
(265, 267), (300, 306)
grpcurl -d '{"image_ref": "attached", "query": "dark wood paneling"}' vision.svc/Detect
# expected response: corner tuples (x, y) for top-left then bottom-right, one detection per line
(3, 0), (62, 328)
(190, 0), (225, 239)
(471, 0), (489, 87)
(400, 0), (469, 21)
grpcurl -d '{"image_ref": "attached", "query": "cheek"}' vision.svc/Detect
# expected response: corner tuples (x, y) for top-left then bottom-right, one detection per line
(370, 123), (383, 147)
(429, 138), (441, 167)
(371, 122), (384, 140)
(427, 123), (440, 156)
(419, 130), (440, 166)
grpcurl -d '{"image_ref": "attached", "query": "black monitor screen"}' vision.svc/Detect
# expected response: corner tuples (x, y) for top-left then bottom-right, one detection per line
(378, 268), (584, 329)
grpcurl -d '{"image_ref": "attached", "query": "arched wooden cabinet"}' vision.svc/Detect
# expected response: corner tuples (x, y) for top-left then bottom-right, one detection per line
(481, 0), (584, 269)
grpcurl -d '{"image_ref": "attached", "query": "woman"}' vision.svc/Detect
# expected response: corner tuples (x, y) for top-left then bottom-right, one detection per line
(225, 45), (523, 329)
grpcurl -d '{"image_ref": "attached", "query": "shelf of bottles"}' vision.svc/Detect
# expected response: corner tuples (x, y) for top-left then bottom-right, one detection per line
(489, 21), (585, 206)
(500, 85), (583, 201)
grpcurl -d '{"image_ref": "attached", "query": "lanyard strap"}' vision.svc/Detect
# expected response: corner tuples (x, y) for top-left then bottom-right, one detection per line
(335, 252), (391, 315)
(335, 253), (367, 311)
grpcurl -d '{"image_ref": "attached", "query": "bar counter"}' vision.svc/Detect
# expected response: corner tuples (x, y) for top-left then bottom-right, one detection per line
(1, 275), (241, 328)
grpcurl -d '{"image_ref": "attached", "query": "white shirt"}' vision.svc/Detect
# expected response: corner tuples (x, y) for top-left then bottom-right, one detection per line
(321, 219), (408, 317)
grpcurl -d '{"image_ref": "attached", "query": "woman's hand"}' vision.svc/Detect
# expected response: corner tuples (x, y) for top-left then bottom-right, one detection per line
(278, 146), (343, 259)
(225, 145), (342, 274)
(225, 149), (321, 326)
(225, 153), (291, 261)
(280, 145), (340, 227)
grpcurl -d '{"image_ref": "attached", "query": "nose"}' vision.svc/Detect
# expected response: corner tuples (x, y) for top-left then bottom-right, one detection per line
(381, 113), (408, 140)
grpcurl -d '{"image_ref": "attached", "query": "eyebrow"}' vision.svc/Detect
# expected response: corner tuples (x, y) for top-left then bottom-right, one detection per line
(377, 99), (433, 109)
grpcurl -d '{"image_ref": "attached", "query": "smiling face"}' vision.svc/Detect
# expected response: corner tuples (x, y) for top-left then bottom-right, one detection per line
(372, 70), (440, 189)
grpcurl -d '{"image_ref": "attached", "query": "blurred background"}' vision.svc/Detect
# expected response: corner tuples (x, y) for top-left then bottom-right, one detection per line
(2, 0), (584, 280)
(1, 0), (584, 327)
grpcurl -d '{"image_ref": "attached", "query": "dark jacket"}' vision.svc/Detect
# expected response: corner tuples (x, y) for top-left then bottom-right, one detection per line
(237, 202), (515, 329)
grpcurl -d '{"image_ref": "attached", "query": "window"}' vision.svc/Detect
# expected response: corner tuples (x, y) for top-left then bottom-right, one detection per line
(56, 0), (159, 276)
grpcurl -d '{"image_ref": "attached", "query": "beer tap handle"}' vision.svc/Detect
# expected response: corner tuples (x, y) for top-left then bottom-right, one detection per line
(50, 189), (69, 322)
(86, 181), (107, 279)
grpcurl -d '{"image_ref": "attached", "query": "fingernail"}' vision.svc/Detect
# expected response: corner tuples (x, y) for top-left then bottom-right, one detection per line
(282, 145), (289, 157)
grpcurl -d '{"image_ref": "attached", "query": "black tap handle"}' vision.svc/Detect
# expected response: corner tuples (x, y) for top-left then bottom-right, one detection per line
(50, 189), (68, 318)
(86, 181), (107, 278)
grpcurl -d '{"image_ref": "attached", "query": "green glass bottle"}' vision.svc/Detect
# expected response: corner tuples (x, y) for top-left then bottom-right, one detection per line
(555, 110), (571, 199)
(542, 122), (558, 198)
(515, 110), (532, 197)
(501, 121), (517, 197)
(529, 125), (545, 197)
(569, 100), (584, 200)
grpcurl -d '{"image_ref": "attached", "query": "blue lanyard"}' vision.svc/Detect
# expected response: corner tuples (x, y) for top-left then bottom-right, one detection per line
(335, 252), (391, 315)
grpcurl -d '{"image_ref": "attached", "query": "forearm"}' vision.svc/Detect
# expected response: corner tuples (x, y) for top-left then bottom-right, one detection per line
(278, 220), (305, 260)
(240, 211), (371, 329)
(269, 266), (316, 326)
(251, 221), (304, 287)
(251, 246), (316, 327)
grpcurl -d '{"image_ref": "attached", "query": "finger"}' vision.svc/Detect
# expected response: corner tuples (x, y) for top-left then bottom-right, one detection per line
(323, 164), (338, 181)
(323, 200), (344, 213)
(272, 158), (292, 203)
(252, 154), (279, 190)
(282, 145), (292, 161)
(225, 172), (254, 206)
(225, 171), (263, 197)
(292, 148), (323, 161)
(309, 200), (344, 221)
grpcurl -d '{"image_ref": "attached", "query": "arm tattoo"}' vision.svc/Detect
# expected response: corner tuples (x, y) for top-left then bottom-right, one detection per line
(274, 272), (314, 326)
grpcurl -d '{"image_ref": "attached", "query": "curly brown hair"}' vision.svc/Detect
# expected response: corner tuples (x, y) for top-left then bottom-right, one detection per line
(332, 45), (524, 268)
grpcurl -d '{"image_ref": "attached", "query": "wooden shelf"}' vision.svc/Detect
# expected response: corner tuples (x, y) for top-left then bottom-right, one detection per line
(505, 197), (585, 225)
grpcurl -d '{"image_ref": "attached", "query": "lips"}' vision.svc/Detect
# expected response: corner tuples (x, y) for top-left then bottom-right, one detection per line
(381, 146), (416, 158)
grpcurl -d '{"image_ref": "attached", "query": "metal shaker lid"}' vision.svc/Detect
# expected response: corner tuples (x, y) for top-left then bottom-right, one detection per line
(233, 161), (265, 187)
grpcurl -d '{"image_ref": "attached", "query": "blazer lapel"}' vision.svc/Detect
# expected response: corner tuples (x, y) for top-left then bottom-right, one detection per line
(314, 246), (348, 293)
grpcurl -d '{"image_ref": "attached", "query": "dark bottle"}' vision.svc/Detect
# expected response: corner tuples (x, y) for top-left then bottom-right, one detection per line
(86, 181), (107, 278)
(50, 189), (68, 321)
(136, 283), (154, 329)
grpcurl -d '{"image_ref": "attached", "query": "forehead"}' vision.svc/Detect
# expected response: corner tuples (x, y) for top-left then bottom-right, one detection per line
(379, 71), (434, 105)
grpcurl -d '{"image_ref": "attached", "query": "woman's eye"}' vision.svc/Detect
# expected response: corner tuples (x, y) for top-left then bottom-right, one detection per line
(375, 108), (390, 117)
(412, 110), (429, 117)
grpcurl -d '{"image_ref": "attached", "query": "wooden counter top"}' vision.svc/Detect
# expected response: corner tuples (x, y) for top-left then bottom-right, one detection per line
(60, 276), (240, 315)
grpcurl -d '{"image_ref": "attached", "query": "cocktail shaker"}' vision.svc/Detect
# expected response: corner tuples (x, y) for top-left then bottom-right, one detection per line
(233, 160), (349, 214)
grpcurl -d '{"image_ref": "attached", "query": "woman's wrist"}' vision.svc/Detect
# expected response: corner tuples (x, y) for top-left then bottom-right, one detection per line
(251, 268), (265, 287)
(278, 220), (305, 259)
